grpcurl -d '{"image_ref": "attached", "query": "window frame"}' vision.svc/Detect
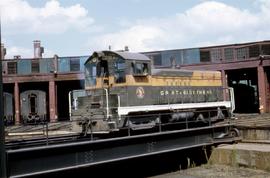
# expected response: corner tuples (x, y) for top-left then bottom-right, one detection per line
(114, 58), (126, 83)
(132, 62), (149, 76)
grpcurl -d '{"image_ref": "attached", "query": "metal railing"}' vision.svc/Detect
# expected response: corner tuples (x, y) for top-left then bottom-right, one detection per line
(5, 108), (234, 150)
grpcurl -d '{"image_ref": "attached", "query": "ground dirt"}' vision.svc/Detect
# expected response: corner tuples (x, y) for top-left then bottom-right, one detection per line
(151, 164), (270, 178)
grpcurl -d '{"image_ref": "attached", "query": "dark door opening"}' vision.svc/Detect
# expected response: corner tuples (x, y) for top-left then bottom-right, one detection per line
(264, 67), (270, 113)
(3, 84), (15, 125)
(57, 80), (84, 121)
(227, 68), (259, 113)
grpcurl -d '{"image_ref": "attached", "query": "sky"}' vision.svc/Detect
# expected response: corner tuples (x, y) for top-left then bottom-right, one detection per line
(0, 0), (270, 58)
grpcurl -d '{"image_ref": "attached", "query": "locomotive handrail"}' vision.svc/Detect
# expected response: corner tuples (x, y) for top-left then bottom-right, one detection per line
(104, 88), (110, 120)
(228, 87), (235, 112)
(68, 91), (72, 119)
(118, 95), (121, 118)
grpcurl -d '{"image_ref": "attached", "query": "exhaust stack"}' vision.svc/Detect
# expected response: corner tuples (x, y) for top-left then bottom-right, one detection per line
(33, 40), (44, 58)
(1, 43), (6, 60)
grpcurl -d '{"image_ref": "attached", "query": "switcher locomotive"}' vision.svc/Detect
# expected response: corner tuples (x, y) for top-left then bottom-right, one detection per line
(70, 51), (235, 134)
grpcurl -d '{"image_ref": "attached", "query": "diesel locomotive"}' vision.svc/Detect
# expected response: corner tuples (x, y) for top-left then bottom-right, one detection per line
(70, 50), (235, 134)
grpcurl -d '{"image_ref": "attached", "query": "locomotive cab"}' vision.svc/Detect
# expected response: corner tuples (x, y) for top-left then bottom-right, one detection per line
(75, 51), (152, 132)
(84, 51), (151, 89)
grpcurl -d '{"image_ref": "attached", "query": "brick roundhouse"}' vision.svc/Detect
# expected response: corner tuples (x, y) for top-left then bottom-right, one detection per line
(2, 40), (270, 125)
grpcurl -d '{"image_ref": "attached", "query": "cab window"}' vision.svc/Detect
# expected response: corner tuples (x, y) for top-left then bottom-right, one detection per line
(114, 58), (126, 83)
(97, 60), (109, 77)
(85, 62), (96, 87)
(133, 62), (148, 76)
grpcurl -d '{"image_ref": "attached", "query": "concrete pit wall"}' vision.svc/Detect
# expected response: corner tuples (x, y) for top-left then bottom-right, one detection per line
(239, 128), (270, 140)
(209, 143), (270, 171)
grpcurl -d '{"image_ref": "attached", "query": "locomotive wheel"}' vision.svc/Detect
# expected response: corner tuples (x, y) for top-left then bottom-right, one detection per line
(229, 128), (240, 137)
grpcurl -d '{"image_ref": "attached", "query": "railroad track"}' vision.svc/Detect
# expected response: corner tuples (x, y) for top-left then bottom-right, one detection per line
(240, 139), (270, 144)
(4, 130), (143, 150)
(4, 119), (237, 150)
(233, 113), (270, 128)
(5, 121), (72, 133)
(5, 133), (84, 150)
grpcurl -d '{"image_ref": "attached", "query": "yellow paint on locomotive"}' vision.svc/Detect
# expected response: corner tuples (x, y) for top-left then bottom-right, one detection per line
(85, 70), (222, 90)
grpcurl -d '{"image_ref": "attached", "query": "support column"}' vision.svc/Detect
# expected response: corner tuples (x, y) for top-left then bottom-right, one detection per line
(53, 54), (58, 72)
(0, 36), (7, 178)
(258, 65), (267, 113)
(49, 81), (56, 122)
(55, 83), (58, 120)
(14, 82), (20, 125)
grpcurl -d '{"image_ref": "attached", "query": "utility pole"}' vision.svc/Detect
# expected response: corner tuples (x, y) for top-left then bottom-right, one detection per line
(0, 17), (7, 178)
